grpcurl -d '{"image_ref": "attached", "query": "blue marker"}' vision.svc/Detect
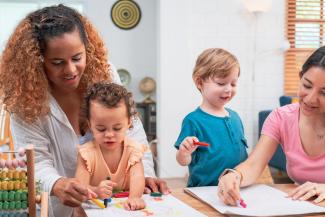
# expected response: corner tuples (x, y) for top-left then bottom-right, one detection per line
(104, 176), (111, 208)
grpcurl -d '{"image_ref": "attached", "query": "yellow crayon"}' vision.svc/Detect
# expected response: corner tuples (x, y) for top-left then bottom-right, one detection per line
(91, 198), (105, 209)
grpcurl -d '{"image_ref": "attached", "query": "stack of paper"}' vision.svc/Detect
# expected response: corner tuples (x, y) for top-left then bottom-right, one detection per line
(84, 194), (207, 217)
(184, 184), (325, 216)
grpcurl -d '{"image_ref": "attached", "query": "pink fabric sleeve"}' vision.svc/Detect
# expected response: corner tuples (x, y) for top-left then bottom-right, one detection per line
(261, 109), (282, 144)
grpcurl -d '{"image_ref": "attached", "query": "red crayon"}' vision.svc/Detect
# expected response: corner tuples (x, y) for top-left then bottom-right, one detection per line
(113, 191), (129, 198)
(193, 141), (210, 147)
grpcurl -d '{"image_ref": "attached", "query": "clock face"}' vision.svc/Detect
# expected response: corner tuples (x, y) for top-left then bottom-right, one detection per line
(117, 69), (131, 86)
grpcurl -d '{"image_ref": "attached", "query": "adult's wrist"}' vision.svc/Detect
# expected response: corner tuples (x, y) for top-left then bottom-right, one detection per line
(51, 177), (66, 196)
(219, 168), (243, 184)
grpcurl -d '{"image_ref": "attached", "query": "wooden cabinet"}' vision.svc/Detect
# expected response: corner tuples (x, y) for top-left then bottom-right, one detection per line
(136, 102), (156, 142)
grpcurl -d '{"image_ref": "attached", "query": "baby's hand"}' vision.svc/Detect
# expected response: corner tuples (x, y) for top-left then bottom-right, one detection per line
(123, 197), (146, 210)
(179, 136), (198, 155)
(96, 180), (117, 199)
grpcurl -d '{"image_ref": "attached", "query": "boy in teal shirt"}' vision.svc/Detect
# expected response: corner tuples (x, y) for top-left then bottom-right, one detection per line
(174, 48), (248, 187)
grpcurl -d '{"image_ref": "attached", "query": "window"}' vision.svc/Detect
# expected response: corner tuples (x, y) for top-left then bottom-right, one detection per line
(285, 0), (325, 95)
(0, 1), (84, 53)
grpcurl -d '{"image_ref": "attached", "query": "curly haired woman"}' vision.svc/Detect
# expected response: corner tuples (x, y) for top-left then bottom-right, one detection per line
(0, 4), (169, 217)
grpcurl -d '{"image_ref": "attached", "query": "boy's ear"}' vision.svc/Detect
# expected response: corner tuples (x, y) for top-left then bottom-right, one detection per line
(194, 77), (203, 91)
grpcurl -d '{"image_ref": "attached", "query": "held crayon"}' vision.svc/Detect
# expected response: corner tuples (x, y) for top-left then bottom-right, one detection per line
(193, 141), (210, 147)
(237, 199), (247, 208)
(113, 191), (129, 198)
(104, 176), (111, 208)
(90, 198), (105, 209)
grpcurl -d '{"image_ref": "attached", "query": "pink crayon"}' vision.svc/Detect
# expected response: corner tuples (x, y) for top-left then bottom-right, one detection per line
(238, 199), (247, 208)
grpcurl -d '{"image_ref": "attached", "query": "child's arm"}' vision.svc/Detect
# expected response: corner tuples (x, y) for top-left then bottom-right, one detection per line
(176, 136), (198, 166)
(124, 161), (146, 210)
(75, 153), (116, 199)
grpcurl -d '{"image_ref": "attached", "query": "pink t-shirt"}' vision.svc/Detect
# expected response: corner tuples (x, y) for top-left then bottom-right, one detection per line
(262, 103), (325, 184)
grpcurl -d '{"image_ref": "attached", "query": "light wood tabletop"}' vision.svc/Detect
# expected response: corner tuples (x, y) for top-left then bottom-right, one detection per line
(171, 184), (325, 217)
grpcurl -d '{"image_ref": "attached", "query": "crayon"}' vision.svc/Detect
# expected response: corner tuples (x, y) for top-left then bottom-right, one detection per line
(91, 198), (105, 209)
(150, 192), (162, 197)
(238, 199), (247, 208)
(113, 191), (129, 198)
(193, 141), (210, 147)
(104, 176), (111, 208)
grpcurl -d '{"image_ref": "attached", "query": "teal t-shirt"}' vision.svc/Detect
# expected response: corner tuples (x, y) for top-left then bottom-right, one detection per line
(174, 107), (248, 187)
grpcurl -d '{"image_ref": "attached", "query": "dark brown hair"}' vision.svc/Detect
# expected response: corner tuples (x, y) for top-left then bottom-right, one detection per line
(83, 82), (137, 125)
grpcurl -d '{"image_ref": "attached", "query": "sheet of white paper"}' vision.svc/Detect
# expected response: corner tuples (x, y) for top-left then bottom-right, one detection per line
(84, 194), (206, 217)
(185, 184), (325, 216)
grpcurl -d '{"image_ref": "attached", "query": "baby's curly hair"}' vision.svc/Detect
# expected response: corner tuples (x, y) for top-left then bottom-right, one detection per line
(83, 82), (137, 126)
(0, 4), (111, 123)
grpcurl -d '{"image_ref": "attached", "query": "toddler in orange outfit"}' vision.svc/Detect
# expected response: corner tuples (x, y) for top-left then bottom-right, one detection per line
(75, 82), (146, 210)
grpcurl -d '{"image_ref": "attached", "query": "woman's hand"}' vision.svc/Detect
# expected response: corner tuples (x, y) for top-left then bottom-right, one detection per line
(95, 179), (117, 199)
(217, 171), (242, 206)
(144, 177), (171, 195)
(288, 182), (325, 203)
(52, 177), (91, 207)
(123, 197), (146, 210)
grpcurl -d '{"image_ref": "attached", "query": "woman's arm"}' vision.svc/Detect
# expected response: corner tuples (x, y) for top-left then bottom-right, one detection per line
(237, 135), (278, 187)
(218, 135), (278, 205)
(10, 115), (89, 207)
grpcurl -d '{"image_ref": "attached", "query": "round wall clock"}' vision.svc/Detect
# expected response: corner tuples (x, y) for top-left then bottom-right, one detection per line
(111, 0), (141, 30)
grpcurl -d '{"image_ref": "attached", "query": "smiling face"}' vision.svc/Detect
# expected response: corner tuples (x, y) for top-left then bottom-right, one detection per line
(88, 100), (131, 151)
(43, 29), (86, 94)
(196, 66), (239, 112)
(298, 66), (325, 116)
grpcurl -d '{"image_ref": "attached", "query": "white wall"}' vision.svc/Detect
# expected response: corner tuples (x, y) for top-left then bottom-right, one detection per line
(84, 0), (157, 102)
(157, 0), (286, 178)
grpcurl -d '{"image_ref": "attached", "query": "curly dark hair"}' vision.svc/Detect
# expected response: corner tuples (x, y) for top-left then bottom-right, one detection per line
(0, 4), (111, 123)
(83, 82), (137, 126)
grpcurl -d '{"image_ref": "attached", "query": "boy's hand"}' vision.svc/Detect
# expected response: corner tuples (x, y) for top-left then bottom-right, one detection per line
(123, 197), (146, 210)
(95, 180), (117, 199)
(179, 136), (199, 155)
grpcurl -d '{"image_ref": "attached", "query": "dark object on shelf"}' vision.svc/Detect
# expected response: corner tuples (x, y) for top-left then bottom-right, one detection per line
(111, 0), (141, 30)
(136, 102), (156, 142)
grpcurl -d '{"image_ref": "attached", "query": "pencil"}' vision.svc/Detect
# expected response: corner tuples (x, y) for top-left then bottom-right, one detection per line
(91, 198), (105, 209)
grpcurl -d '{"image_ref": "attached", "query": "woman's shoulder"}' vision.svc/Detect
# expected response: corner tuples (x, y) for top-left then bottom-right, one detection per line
(273, 103), (299, 116)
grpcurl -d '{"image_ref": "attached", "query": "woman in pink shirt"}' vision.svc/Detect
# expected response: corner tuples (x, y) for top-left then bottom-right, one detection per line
(218, 46), (325, 205)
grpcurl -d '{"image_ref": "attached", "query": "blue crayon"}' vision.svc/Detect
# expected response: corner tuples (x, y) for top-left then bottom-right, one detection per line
(104, 176), (111, 208)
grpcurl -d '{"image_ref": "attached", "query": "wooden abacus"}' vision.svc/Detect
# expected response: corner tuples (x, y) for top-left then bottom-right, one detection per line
(0, 145), (48, 217)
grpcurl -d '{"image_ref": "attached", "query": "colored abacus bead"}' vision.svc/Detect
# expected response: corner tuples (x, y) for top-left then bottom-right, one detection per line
(14, 191), (21, 201)
(21, 192), (27, 201)
(21, 200), (27, 209)
(2, 191), (8, 201)
(18, 159), (26, 168)
(11, 159), (18, 168)
(5, 160), (12, 169)
(0, 159), (6, 168)
(8, 191), (14, 201)
(18, 148), (25, 157)
(15, 200), (21, 209)
(9, 201), (15, 210)
(3, 201), (9, 209)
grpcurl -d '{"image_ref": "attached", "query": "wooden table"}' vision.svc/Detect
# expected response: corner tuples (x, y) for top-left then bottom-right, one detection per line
(171, 184), (325, 217)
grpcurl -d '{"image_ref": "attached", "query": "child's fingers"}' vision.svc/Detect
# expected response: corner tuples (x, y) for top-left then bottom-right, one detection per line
(123, 201), (131, 210)
(87, 188), (97, 199)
